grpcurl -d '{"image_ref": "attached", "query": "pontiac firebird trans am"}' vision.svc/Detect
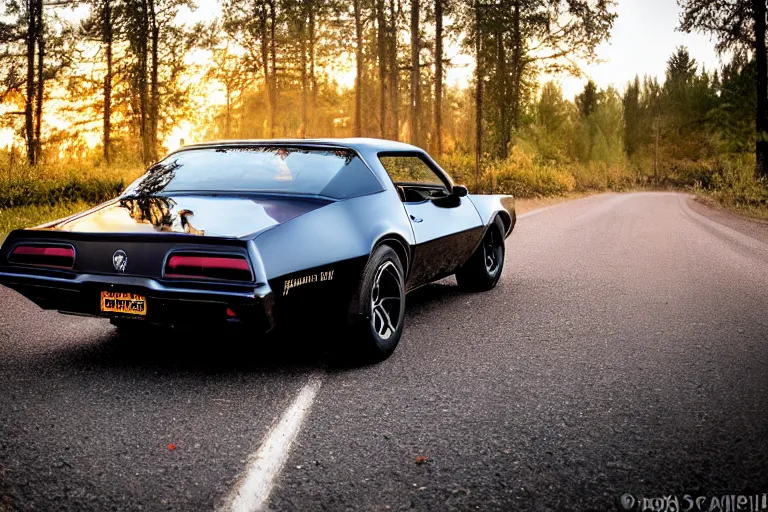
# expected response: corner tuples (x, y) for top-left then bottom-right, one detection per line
(0, 139), (516, 361)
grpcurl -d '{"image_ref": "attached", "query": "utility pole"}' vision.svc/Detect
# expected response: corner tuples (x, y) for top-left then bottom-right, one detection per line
(654, 116), (660, 186)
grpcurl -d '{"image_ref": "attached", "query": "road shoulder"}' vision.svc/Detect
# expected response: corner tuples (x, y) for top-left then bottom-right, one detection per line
(687, 195), (768, 246)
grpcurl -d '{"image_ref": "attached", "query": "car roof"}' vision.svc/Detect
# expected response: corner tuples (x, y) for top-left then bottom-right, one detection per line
(177, 138), (422, 154)
(170, 137), (453, 191)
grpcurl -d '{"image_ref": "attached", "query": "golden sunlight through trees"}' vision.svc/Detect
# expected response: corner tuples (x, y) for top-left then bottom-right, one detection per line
(0, 0), (767, 227)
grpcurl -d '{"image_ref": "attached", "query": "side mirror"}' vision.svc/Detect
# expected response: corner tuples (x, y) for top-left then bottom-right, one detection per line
(452, 185), (468, 197)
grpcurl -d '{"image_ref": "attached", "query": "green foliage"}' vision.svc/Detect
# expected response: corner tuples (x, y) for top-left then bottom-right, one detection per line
(623, 76), (642, 157)
(678, 0), (755, 54)
(571, 83), (625, 165)
(0, 176), (125, 209)
(709, 56), (756, 154)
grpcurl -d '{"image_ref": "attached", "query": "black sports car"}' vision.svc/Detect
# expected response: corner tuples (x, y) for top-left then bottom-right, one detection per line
(0, 139), (515, 360)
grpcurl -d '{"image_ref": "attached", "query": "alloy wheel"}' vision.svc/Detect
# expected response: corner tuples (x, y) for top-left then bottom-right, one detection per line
(370, 261), (403, 340)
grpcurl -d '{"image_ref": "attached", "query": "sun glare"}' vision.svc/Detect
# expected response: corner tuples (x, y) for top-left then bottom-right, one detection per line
(164, 122), (194, 152)
(0, 128), (13, 149)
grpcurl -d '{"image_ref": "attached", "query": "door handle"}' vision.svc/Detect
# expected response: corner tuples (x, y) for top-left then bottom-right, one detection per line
(410, 215), (423, 223)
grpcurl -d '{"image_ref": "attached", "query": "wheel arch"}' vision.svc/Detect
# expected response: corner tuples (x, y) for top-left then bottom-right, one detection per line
(372, 234), (411, 278)
(494, 210), (513, 237)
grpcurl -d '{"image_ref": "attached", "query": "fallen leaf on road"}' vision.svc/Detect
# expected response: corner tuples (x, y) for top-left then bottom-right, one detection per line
(416, 456), (427, 465)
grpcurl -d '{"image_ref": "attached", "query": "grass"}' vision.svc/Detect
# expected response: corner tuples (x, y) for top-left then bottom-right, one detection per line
(0, 160), (142, 208)
(0, 201), (92, 242)
(0, 176), (126, 209)
(0, 162), (139, 240)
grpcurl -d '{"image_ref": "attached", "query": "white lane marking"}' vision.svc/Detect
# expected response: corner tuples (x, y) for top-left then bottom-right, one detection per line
(224, 375), (323, 512)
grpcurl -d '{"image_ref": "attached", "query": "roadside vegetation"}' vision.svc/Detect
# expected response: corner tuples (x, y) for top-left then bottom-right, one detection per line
(0, 202), (92, 239)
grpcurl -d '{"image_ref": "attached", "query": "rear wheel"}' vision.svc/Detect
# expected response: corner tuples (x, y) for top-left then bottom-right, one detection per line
(456, 217), (505, 292)
(345, 245), (406, 362)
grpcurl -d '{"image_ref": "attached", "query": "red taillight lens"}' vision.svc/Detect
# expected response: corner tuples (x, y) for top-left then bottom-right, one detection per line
(165, 254), (252, 281)
(8, 244), (75, 268)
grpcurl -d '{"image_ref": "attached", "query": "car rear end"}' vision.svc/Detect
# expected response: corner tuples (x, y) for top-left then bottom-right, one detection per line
(0, 230), (275, 331)
(0, 143), (391, 334)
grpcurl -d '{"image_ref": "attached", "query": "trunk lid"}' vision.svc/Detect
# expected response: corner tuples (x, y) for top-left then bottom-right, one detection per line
(47, 193), (332, 238)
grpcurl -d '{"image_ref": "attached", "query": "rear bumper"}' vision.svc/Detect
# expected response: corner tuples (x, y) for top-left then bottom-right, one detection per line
(0, 269), (275, 332)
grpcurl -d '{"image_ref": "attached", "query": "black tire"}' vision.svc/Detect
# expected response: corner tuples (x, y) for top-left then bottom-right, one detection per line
(456, 216), (506, 292)
(345, 245), (406, 362)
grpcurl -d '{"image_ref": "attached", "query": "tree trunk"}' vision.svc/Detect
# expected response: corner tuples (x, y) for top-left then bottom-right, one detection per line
(654, 116), (660, 185)
(258, 5), (271, 138)
(496, 27), (508, 159)
(410, 0), (420, 146)
(34, 0), (43, 163)
(269, 0), (277, 137)
(25, 0), (36, 165)
(388, 0), (399, 140)
(754, 0), (768, 178)
(474, 0), (482, 191)
(138, 0), (149, 164)
(309, 7), (317, 129)
(353, 0), (363, 137)
(511, 1), (521, 131)
(434, 0), (443, 154)
(103, 0), (113, 165)
(149, 0), (159, 162)
(225, 83), (232, 138)
(300, 12), (308, 138)
(258, 3), (275, 138)
(377, 0), (387, 137)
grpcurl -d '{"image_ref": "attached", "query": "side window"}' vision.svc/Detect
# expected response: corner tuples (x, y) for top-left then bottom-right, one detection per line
(379, 156), (446, 188)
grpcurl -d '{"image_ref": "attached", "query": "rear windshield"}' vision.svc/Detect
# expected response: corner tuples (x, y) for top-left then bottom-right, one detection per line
(123, 146), (383, 199)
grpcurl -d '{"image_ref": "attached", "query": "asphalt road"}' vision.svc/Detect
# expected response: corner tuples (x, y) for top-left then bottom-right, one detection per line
(1, 192), (767, 511)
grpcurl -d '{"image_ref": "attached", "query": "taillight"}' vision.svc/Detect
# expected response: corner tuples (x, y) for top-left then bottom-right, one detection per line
(165, 253), (252, 281)
(8, 244), (75, 268)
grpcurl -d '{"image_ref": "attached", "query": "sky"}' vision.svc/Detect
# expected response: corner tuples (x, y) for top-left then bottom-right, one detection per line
(550, 0), (724, 99)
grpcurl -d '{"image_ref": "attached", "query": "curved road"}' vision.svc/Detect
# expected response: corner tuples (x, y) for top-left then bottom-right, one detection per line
(1, 192), (767, 511)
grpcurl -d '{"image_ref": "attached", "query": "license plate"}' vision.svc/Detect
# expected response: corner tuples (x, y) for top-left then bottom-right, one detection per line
(100, 291), (147, 316)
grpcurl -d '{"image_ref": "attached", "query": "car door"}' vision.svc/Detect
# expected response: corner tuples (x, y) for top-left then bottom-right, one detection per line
(378, 153), (484, 289)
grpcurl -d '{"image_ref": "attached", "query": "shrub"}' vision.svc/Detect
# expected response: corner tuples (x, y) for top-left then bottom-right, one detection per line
(708, 158), (768, 210)
(439, 149), (625, 197)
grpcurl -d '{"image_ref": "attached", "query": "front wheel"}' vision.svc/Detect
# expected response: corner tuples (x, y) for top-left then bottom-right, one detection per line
(345, 245), (406, 362)
(456, 217), (506, 292)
